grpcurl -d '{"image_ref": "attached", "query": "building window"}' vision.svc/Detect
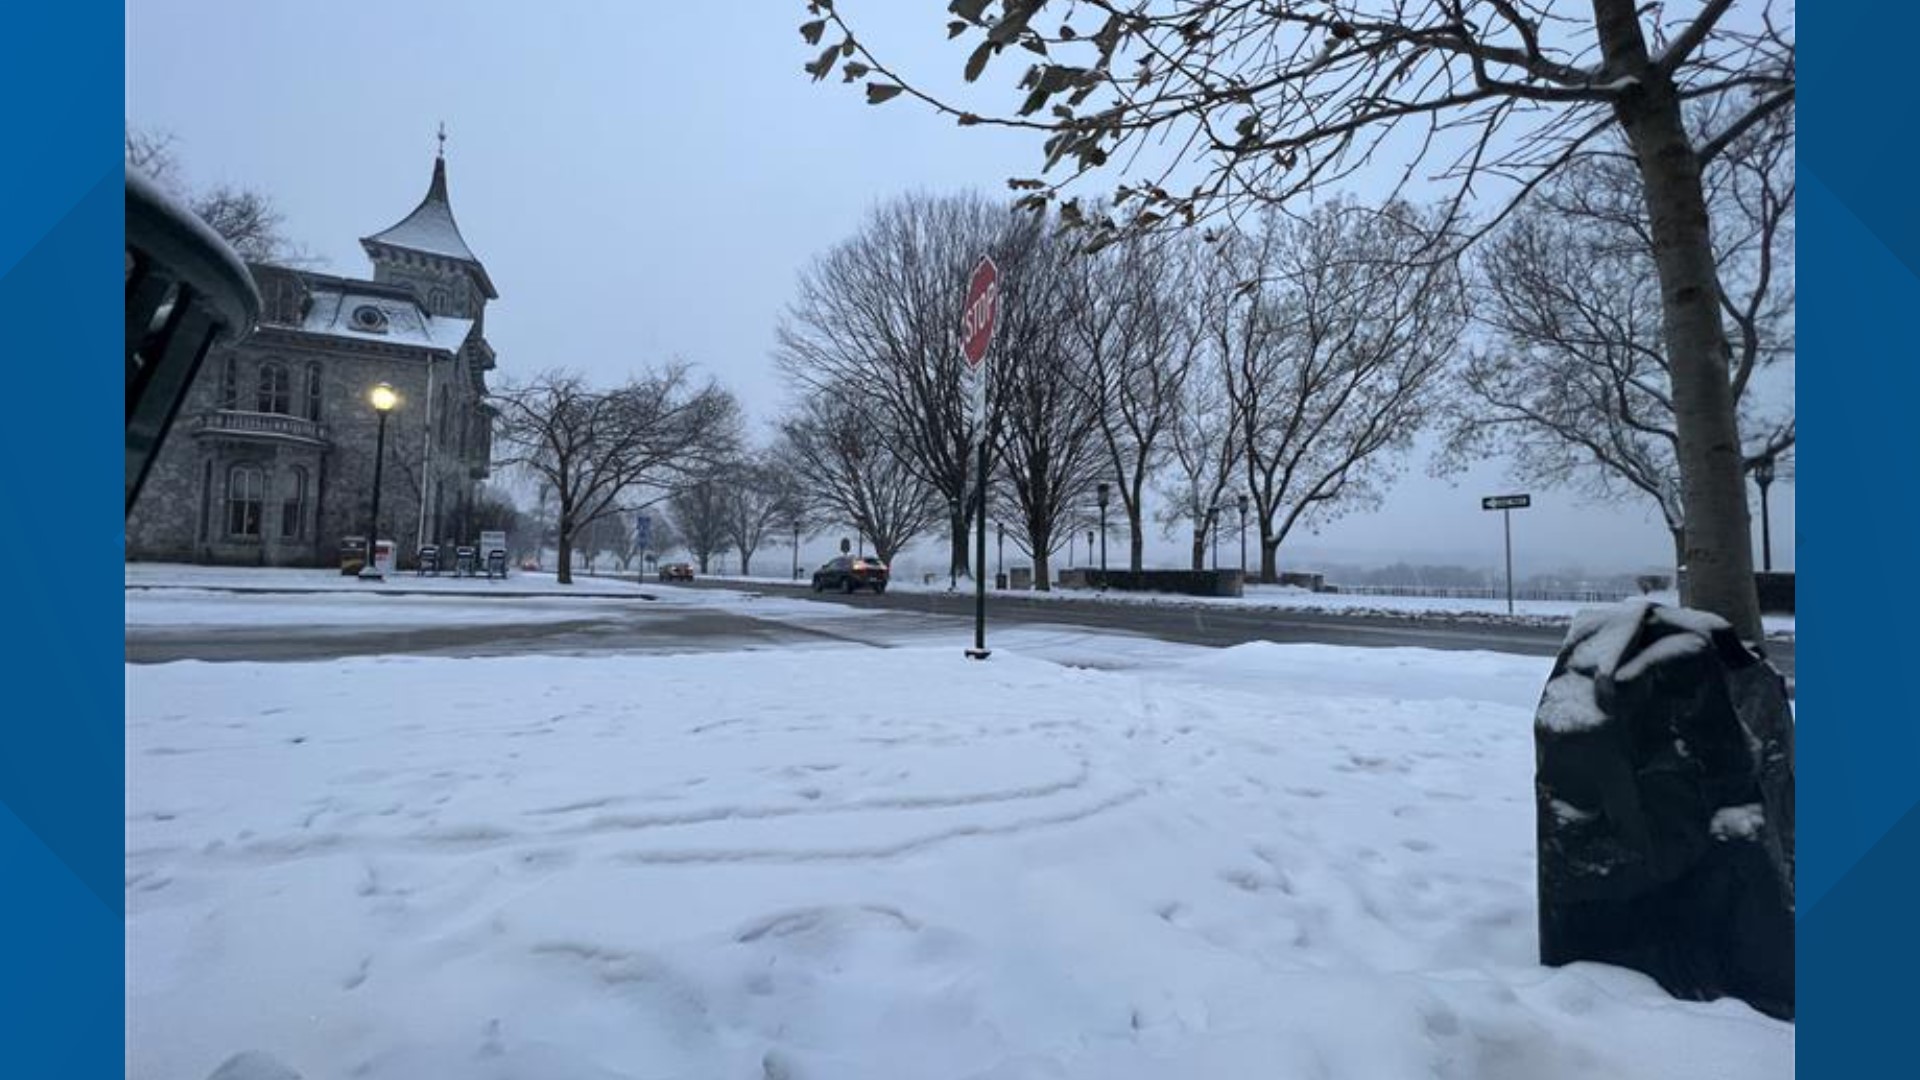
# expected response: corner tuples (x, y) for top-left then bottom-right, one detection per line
(257, 362), (291, 415)
(304, 363), (323, 421)
(226, 465), (264, 538)
(218, 355), (238, 410)
(281, 466), (308, 540)
(351, 304), (389, 333)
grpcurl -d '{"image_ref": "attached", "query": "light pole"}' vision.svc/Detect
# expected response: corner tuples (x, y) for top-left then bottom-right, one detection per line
(949, 497), (961, 589)
(1751, 454), (1776, 572)
(1237, 493), (1249, 578)
(359, 382), (398, 580)
(1087, 529), (1094, 568)
(996, 521), (1005, 580)
(1095, 482), (1110, 584)
(790, 517), (802, 581)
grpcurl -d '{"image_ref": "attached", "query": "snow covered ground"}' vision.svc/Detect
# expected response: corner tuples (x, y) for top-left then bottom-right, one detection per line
(125, 586), (1792, 1079)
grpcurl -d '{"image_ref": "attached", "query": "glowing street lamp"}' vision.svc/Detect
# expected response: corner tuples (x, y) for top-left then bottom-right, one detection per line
(359, 382), (399, 580)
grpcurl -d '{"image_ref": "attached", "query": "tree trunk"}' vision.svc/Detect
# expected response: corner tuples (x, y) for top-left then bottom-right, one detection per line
(740, 549), (753, 576)
(697, 553), (711, 574)
(1128, 506), (1145, 572)
(1596, 0), (1763, 641)
(1034, 547), (1051, 591)
(1190, 524), (1205, 571)
(1261, 537), (1279, 584)
(555, 527), (574, 585)
(1671, 527), (1688, 592)
(950, 511), (971, 580)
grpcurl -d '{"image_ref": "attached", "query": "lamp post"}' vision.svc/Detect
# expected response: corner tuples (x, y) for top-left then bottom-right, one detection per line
(1095, 482), (1110, 584)
(1751, 454), (1776, 572)
(949, 497), (961, 589)
(790, 517), (802, 581)
(359, 382), (398, 580)
(1237, 493), (1249, 578)
(996, 521), (1005, 579)
(1087, 529), (1094, 568)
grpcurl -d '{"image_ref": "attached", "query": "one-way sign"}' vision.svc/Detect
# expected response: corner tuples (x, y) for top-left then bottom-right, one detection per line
(1482, 494), (1532, 511)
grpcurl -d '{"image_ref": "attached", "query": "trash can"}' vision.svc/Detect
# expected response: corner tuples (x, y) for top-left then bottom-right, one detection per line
(417, 545), (439, 576)
(339, 536), (368, 576)
(996, 572), (1008, 590)
(372, 539), (397, 577)
(455, 546), (477, 577)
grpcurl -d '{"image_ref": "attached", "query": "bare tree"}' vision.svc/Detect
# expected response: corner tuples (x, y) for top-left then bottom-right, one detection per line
(1156, 353), (1244, 572)
(720, 453), (803, 577)
(991, 215), (1108, 589)
(126, 125), (305, 264)
(802, 0), (1795, 638)
(1446, 108), (1793, 573)
(777, 192), (1009, 578)
(777, 390), (941, 564)
(490, 366), (740, 584)
(1217, 202), (1467, 582)
(668, 477), (733, 574)
(1064, 223), (1200, 571)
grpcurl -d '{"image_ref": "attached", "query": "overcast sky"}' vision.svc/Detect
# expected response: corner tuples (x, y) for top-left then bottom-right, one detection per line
(126, 1), (1794, 577)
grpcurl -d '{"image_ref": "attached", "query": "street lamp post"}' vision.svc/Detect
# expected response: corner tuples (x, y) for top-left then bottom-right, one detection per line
(1751, 455), (1776, 572)
(1237, 493), (1249, 578)
(1095, 482), (1110, 585)
(1087, 529), (1094, 568)
(996, 521), (1005, 579)
(359, 382), (398, 580)
(791, 518), (802, 581)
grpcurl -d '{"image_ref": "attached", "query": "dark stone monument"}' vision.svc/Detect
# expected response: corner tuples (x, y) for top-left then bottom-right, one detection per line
(1534, 599), (1794, 1020)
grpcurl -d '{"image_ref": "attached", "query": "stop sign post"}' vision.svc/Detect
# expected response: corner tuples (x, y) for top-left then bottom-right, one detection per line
(962, 255), (998, 660)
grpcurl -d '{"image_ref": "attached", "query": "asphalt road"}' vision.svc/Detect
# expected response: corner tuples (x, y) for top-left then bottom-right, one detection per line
(125, 578), (1793, 688)
(667, 577), (1797, 683)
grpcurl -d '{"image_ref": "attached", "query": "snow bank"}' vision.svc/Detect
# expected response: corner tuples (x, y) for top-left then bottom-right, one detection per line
(127, 642), (1791, 1078)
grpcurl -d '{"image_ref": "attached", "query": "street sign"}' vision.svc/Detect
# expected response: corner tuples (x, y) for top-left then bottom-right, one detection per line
(634, 513), (652, 552)
(960, 255), (1000, 372)
(1480, 494), (1530, 615)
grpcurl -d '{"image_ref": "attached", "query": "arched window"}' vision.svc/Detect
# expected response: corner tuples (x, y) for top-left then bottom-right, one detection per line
(256, 362), (291, 414)
(304, 363), (323, 421)
(280, 466), (308, 540)
(226, 465), (264, 538)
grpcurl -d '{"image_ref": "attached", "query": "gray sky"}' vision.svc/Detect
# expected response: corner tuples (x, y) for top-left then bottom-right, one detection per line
(126, 1), (1794, 577)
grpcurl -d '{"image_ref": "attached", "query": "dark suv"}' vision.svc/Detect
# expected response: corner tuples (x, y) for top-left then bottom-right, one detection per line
(811, 555), (889, 594)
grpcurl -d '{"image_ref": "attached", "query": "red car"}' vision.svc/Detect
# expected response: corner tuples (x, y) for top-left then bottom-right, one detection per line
(811, 555), (889, 594)
(658, 563), (695, 583)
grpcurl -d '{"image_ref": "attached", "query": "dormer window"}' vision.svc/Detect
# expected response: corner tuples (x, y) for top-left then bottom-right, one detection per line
(351, 304), (389, 333)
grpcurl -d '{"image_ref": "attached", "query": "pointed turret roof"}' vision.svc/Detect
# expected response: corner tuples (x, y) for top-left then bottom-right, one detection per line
(361, 151), (498, 299)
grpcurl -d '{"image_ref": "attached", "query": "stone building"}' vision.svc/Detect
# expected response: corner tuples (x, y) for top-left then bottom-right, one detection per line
(127, 151), (500, 567)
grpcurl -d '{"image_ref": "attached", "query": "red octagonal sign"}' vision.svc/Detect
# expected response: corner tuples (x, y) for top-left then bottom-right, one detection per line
(960, 254), (999, 372)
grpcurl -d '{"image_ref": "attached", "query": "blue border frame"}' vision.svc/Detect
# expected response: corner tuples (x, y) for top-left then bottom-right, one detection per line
(0, 1), (124, 1072)
(1797, 3), (1916, 1070)
(0, 3), (1887, 1074)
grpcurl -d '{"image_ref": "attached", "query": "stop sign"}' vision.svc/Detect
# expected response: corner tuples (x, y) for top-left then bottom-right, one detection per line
(960, 255), (999, 371)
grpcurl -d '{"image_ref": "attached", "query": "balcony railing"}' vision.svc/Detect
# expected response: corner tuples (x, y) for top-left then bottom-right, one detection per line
(190, 409), (331, 446)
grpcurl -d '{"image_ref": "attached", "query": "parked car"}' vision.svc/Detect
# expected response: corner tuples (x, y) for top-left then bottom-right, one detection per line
(658, 563), (695, 583)
(811, 555), (889, 594)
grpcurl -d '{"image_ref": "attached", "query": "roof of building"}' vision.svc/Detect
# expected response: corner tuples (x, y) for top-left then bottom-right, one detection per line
(295, 284), (474, 353)
(359, 155), (498, 298)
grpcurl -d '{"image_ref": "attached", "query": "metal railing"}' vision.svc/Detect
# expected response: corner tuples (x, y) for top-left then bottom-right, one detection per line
(189, 409), (330, 445)
(1323, 584), (1632, 604)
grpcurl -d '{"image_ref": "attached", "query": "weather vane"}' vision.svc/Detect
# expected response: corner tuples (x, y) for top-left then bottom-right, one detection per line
(436, 121), (447, 157)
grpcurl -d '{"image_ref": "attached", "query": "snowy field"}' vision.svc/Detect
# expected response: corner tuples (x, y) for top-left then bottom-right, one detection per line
(126, 587), (1792, 1079)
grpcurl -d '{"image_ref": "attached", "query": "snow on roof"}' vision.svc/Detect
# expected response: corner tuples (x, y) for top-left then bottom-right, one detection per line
(359, 156), (497, 298)
(299, 287), (473, 352)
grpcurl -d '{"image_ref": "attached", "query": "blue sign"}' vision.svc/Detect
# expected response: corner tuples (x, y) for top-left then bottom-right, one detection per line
(635, 513), (653, 551)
